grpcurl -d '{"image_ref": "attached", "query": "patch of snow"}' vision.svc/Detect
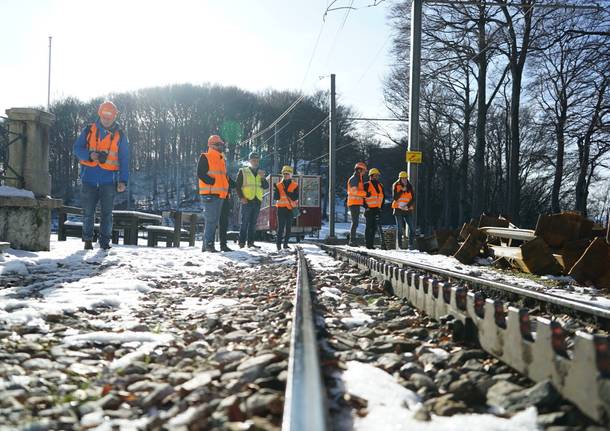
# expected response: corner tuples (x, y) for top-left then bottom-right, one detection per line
(341, 309), (373, 328)
(0, 185), (35, 199)
(342, 360), (540, 430)
(1, 260), (29, 275)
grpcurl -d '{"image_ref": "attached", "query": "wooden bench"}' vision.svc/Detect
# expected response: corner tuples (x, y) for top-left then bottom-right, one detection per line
(144, 211), (198, 247)
(57, 206), (120, 243)
(0, 242), (10, 252)
(144, 226), (189, 247)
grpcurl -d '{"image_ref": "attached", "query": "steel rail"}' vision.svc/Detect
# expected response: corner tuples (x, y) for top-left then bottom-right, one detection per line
(282, 248), (328, 431)
(322, 245), (610, 321)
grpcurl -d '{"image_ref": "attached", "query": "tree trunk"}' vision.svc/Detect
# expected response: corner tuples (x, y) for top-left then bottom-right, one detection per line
(507, 69), (523, 223)
(472, 8), (488, 219)
(551, 108), (567, 213)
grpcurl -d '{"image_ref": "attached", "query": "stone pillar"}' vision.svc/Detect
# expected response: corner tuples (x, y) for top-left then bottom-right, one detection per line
(1, 108), (61, 251)
(5, 108), (55, 196)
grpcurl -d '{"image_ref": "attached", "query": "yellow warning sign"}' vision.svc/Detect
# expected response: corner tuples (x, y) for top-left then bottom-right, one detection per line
(406, 151), (422, 164)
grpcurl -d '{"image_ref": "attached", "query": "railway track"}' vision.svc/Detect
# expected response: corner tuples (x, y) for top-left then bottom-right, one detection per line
(312, 245), (610, 424)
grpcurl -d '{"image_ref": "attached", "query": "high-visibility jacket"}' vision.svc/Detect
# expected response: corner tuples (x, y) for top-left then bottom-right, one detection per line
(392, 180), (413, 209)
(275, 180), (298, 209)
(365, 181), (384, 208)
(198, 148), (229, 198)
(79, 123), (120, 171)
(240, 167), (264, 201)
(347, 173), (366, 207)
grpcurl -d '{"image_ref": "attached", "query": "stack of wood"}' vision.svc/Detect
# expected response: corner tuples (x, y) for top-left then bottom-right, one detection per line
(414, 212), (610, 289)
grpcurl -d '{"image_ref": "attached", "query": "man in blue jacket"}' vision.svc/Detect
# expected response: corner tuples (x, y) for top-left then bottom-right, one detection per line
(73, 101), (130, 250)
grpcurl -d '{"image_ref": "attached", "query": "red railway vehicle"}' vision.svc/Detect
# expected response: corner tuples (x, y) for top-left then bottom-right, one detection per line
(256, 174), (322, 241)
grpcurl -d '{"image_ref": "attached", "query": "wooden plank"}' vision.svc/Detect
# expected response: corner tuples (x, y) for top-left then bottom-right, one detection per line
(489, 239), (562, 275)
(458, 220), (478, 242)
(535, 212), (593, 249)
(478, 214), (510, 229)
(480, 227), (536, 243)
(556, 239), (591, 273)
(454, 229), (485, 264)
(520, 237), (563, 275)
(438, 235), (459, 256)
(416, 234), (438, 253)
(569, 237), (610, 289)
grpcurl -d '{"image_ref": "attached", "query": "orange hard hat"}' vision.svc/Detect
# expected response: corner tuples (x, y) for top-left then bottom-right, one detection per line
(354, 162), (367, 171)
(208, 135), (225, 146)
(98, 101), (118, 121)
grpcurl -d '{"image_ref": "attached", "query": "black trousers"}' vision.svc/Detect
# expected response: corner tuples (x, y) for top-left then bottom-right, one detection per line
(276, 207), (293, 246)
(349, 205), (361, 243)
(219, 196), (232, 246)
(365, 209), (380, 248)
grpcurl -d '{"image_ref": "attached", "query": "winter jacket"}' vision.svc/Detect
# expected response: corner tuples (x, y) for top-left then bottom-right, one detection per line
(73, 120), (129, 186)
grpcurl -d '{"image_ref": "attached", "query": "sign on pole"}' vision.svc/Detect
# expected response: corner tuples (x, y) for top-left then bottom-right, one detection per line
(406, 150), (422, 164)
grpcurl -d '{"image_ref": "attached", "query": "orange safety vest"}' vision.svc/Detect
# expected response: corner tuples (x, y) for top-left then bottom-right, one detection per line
(275, 180), (298, 209)
(79, 123), (121, 171)
(198, 148), (229, 199)
(391, 180), (413, 209)
(365, 181), (384, 208)
(347, 173), (366, 207)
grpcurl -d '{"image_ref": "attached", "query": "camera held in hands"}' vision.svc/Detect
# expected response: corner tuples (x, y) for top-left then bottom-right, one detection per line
(98, 151), (108, 164)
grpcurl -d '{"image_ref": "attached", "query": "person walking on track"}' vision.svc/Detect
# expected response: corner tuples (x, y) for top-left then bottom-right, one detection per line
(392, 171), (416, 249)
(73, 101), (129, 251)
(363, 168), (385, 249)
(347, 162), (367, 246)
(274, 165), (299, 251)
(236, 152), (268, 249)
(198, 134), (230, 252)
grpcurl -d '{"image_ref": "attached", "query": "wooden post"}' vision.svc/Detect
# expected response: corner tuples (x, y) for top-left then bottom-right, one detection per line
(189, 214), (197, 247)
(173, 211), (182, 248)
(58, 208), (67, 241)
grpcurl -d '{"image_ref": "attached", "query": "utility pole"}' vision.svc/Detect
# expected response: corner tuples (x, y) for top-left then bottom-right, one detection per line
(328, 73), (337, 239)
(47, 36), (52, 111)
(408, 0), (422, 235)
(273, 124), (279, 173)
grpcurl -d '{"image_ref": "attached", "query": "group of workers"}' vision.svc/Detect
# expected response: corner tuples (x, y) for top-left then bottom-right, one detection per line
(347, 162), (415, 249)
(74, 101), (298, 252)
(74, 101), (413, 252)
(197, 134), (298, 252)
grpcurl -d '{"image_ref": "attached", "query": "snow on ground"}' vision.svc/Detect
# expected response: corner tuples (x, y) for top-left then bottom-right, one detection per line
(352, 247), (610, 310)
(312, 221), (365, 240)
(0, 185), (35, 199)
(341, 361), (540, 431)
(0, 235), (290, 340)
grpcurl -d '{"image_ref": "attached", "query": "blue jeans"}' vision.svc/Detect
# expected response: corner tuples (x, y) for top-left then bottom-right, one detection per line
(239, 200), (261, 245)
(82, 183), (115, 247)
(395, 212), (415, 247)
(202, 195), (223, 244)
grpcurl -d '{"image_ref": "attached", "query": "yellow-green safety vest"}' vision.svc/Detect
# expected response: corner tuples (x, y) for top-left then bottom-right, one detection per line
(240, 167), (264, 201)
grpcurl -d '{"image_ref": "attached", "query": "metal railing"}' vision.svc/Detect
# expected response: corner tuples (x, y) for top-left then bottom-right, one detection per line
(0, 115), (26, 187)
(282, 248), (328, 431)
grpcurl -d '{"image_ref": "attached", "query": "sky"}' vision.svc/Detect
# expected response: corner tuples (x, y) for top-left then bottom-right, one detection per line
(0, 0), (402, 138)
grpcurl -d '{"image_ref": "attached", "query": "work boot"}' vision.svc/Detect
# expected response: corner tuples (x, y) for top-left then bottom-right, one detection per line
(220, 243), (233, 252)
(248, 242), (261, 249)
(283, 243), (289, 249)
(206, 242), (218, 253)
(101, 243), (112, 251)
(239, 242), (245, 249)
(84, 240), (93, 250)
